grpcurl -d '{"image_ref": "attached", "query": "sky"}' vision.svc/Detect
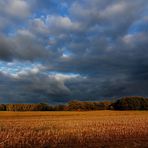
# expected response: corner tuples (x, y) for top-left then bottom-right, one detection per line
(0, 0), (148, 103)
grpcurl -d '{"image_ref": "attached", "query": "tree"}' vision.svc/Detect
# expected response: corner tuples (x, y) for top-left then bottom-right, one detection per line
(0, 104), (6, 111)
(113, 96), (148, 110)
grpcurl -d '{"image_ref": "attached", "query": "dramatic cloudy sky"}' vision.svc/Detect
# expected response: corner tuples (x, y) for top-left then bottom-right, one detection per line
(0, 0), (148, 103)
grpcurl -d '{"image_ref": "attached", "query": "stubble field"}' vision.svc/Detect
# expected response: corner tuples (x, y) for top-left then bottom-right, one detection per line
(0, 111), (148, 148)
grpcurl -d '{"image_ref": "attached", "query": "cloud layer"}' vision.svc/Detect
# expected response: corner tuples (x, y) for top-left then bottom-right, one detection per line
(0, 0), (148, 103)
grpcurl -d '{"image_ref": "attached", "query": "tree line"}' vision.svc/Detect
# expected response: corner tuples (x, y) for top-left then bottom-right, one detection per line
(0, 96), (148, 111)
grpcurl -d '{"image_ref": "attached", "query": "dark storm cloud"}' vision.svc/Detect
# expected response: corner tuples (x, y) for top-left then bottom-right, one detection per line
(0, 0), (148, 103)
(0, 71), (74, 103)
(0, 33), (51, 61)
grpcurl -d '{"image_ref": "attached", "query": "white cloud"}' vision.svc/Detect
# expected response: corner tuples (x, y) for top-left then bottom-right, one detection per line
(46, 15), (80, 34)
(17, 29), (34, 38)
(123, 32), (148, 45)
(0, 0), (30, 18)
(29, 18), (49, 36)
(0, 62), (46, 79)
(100, 2), (126, 18)
(52, 73), (79, 81)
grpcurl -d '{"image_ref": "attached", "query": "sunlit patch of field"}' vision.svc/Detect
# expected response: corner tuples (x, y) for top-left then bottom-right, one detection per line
(0, 111), (148, 148)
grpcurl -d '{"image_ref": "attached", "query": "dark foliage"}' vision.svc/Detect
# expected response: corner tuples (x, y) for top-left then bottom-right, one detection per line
(5, 103), (50, 111)
(112, 96), (148, 110)
(66, 100), (112, 111)
(0, 101), (112, 111)
(0, 104), (6, 111)
(0, 96), (148, 111)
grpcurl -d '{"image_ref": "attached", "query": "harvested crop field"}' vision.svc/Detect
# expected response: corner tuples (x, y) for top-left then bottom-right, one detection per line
(0, 111), (148, 148)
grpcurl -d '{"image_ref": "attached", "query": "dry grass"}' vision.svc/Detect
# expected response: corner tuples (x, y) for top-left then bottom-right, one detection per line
(0, 111), (148, 148)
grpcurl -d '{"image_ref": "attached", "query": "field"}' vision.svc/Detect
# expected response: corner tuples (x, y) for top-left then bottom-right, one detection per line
(0, 111), (148, 148)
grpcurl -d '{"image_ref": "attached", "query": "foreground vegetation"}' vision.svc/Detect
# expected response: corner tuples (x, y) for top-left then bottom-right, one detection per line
(0, 96), (148, 111)
(0, 111), (148, 148)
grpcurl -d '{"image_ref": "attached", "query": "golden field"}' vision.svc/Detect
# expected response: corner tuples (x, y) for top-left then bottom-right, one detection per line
(0, 111), (148, 148)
